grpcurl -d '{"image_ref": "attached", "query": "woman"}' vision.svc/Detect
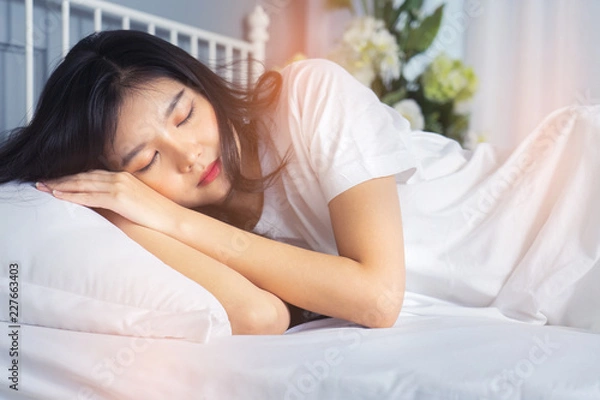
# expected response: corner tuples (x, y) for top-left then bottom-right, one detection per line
(0, 30), (410, 334)
(2, 30), (599, 335)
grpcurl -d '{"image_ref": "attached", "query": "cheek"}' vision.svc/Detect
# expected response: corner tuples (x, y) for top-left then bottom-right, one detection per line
(205, 114), (221, 144)
(139, 174), (178, 200)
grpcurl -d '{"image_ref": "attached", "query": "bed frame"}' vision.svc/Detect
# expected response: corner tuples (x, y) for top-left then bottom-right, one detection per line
(21, 0), (270, 123)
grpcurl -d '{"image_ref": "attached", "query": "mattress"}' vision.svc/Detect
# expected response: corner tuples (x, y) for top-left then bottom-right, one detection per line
(1, 292), (598, 400)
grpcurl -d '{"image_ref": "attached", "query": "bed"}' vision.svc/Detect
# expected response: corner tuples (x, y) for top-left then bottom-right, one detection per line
(1, 1), (600, 399)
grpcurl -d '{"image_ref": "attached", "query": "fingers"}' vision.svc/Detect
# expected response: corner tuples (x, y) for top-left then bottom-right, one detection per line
(32, 170), (152, 218)
(40, 179), (111, 194)
(33, 179), (107, 208)
(35, 170), (124, 194)
(35, 182), (52, 193)
(34, 170), (130, 211)
(49, 189), (107, 208)
(42, 170), (116, 184)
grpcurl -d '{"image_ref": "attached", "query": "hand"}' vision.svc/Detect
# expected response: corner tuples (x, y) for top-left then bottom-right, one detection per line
(36, 170), (181, 233)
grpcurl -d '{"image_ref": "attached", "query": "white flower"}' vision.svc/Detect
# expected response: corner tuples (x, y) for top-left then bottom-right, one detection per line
(351, 64), (377, 87)
(379, 52), (401, 84)
(328, 47), (377, 87)
(393, 99), (425, 131)
(328, 16), (401, 88)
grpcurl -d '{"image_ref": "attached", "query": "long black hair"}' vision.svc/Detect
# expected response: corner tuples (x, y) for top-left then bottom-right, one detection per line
(0, 30), (282, 192)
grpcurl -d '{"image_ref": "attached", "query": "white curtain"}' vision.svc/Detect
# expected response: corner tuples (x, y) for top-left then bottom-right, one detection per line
(465, 0), (600, 149)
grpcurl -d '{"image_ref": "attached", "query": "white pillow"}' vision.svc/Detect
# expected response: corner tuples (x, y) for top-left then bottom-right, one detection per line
(0, 182), (231, 342)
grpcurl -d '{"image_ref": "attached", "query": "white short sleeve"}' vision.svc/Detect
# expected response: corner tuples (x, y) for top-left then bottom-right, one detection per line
(278, 59), (417, 202)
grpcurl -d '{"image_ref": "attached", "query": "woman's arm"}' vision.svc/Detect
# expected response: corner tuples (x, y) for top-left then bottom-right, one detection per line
(163, 175), (406, 329)
(40, 60), (409, 329)
(95, 209), (291, 335)
(41, 170), (405, 328)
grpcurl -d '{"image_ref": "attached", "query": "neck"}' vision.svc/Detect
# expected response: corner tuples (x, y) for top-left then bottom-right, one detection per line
(223, 189), (263, 230)
(200, 138), (264, 231)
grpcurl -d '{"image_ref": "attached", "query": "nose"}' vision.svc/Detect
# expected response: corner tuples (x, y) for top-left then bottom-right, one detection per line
(176, 143), (201, 173)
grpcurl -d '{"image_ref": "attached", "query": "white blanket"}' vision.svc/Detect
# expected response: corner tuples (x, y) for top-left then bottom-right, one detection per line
(398, 105), (600, 332)
(1, 292), (599, 399)
(1, 106), (599, 399)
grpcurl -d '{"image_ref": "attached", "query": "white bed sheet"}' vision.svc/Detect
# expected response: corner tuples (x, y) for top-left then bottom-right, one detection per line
(1, 292), (599, 400)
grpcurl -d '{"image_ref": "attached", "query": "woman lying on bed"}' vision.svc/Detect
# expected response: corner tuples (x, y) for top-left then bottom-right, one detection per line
(3, 30), (597, 335)
(0, 30), (408, 334)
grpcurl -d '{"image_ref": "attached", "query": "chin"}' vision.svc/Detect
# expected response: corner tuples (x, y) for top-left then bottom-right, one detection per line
(193, 184), (232, 209)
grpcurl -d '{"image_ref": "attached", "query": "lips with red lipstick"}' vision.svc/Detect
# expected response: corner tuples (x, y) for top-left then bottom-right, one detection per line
(198, 159), (221, 186)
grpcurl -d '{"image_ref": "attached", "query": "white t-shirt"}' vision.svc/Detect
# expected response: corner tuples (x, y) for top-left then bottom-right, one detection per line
(251, 60), (600, 328)
(253, 59), (418, 254)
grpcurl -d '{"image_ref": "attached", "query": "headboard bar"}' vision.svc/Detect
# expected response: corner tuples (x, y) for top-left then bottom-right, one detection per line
(23, 0), (270, 123)
(94, 8), (102, 32)
(61, 0), (69, 57)
(170, 30), (178, 46)
(208, 41), (217, 69)
(57, 0), (257, 51)
(25, 0), (34, 123)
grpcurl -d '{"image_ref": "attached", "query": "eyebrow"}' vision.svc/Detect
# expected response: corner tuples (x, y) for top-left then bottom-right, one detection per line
(164, 88), (185, 122)
(120, 88), (185, 168)
(121, 142), (148, 169)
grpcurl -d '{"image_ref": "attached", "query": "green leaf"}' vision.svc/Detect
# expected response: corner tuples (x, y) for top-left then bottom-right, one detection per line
(447, 112), (470, 144)
(404, 4), (444, 55)
(385, 2), (405, 31)
(381, 88), (408, 106)
(389, 0), (424, 34)
(424, 111), (443, 134)
(371, 76), (386, 98)
(374, 0), (389, 19)
(383, 1), (396, 29)
(395, 14), (414, 53)
(397, 0), (424, 14)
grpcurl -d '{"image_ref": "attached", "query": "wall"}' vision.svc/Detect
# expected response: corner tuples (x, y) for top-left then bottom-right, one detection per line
(261, 0), (306, 67)
(464, 0), (600, 148)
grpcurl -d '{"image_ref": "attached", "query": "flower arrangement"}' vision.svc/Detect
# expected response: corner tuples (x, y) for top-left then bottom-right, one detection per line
(326, 0), (479, 146)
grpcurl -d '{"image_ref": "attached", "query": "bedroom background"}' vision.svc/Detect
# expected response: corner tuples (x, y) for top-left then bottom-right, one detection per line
(1, 0), (600, 150)
(1, 2), (600, 399)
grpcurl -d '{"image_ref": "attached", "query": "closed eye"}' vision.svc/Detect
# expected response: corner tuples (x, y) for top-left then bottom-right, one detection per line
(138, 151), (158, 173)
(177, 102), (195, 127)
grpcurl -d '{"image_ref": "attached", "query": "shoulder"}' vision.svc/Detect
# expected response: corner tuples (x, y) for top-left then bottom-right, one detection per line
(276, 58), (380, 113)
(279, 58), (351, 81)
(279, 59), (363, 93)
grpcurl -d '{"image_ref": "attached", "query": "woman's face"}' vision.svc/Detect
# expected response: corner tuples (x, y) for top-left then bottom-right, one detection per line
(103, 78), (231, 209)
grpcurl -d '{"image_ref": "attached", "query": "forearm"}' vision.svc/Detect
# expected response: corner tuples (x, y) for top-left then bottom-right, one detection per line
(96, 210), (290, 335)
(165, 208), (403, 328)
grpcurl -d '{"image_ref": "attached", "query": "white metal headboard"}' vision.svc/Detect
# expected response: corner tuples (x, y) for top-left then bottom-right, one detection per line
(22, 0), (270, 123)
